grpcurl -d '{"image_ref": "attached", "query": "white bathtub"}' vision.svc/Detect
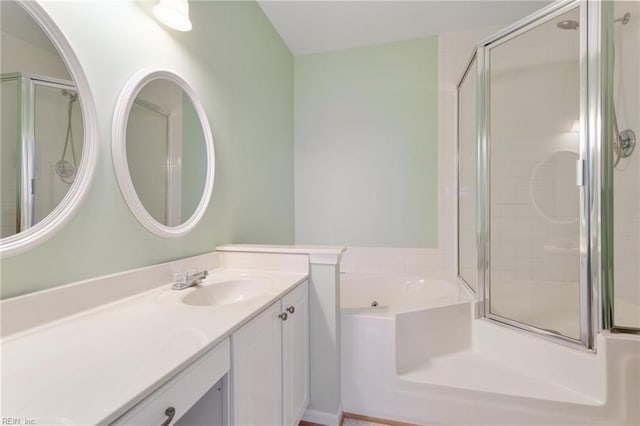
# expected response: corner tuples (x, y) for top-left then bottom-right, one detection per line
(340, 272), (472, 315)
(339, 272), (640, 425)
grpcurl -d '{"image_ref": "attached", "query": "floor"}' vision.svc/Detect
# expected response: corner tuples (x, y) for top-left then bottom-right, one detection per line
(300, 415), (406, 426)
(343, 419), (386, 426)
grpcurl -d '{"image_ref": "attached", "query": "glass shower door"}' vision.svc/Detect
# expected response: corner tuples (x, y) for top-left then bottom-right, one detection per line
(483, 3), (586, 343)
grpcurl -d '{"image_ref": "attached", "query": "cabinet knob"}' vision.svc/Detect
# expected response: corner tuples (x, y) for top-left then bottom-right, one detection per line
(160, 407), (176, 426)
(286, 306), (295, 314)
(279, 312), (288, 321)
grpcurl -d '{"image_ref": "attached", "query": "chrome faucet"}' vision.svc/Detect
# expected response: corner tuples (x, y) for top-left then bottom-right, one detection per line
(172, 270), (209, 290)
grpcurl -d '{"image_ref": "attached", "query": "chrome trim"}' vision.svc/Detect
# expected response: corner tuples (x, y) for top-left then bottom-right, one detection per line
(484, 3), (579, 51)
(579, 0), (593, 349)
(481, 315), (592, 352)
(456, 51), (478, 297)
(456, 50), (479, 92)
(171, 270), (208, 290)
(476, 46), (488, 319)
(611, 326), (640, 335)
(593, 0), (612, 333)
(477, 0), (577, 48)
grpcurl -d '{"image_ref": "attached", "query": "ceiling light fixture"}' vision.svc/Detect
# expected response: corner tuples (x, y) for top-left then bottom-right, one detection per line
(153, 0), (192, 32)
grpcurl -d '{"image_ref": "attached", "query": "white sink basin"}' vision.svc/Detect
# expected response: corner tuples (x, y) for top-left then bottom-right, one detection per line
(181, 279), (272, 306)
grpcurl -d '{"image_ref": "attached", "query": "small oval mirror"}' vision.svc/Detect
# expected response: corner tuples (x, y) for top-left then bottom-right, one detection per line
(112, 70), (214, 237)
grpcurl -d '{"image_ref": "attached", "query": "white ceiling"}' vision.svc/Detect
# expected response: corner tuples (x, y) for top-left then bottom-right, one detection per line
(257, 0), (553, 55)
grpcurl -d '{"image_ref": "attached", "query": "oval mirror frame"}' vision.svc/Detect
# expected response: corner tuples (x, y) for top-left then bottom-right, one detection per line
(112, 69), (215, 238)
(0, 2), (99, 257)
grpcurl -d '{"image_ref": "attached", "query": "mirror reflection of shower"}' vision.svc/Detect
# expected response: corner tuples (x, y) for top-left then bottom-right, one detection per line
(0, 73), (84, 237)
(57, 89), (79, 184)
(557, 11), (636, 168)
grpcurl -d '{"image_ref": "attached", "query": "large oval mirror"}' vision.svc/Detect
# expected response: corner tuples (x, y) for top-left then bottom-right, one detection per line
(112, 70), (215, 237)
(0, 1), (98, 256)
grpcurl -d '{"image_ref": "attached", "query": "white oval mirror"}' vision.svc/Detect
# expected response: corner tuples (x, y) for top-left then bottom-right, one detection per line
(0, 1), (98, 256)
(112, 70), (215, 237)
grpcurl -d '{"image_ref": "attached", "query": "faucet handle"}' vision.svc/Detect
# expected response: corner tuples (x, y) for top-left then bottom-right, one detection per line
(196, 270), (209, 283)
(174, 271), (188, 285)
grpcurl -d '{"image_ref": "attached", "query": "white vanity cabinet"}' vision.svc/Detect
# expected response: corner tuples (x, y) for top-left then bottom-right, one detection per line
(282, 280), (310, 426)
(112, 339), (230, 425)
(231, 281), (309, 426)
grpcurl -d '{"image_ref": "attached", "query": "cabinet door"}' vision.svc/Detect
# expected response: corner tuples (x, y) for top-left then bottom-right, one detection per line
(231, 301), (282, 426)
(282, 281), (309, 426)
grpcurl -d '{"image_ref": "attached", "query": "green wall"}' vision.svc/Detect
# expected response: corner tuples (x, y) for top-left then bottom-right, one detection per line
(0, 1), (294, 299)
(294, 37), (438, 248)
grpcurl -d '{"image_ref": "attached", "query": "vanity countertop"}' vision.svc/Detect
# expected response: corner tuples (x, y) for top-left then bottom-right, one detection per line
(0, 254), (309, 425)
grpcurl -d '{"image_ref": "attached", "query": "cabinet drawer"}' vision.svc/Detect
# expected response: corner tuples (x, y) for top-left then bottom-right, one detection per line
(112, 339), (230, 425)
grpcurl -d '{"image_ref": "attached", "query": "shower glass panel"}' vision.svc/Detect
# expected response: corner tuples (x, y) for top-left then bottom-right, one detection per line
(608, 0), (640, 330)
(457, 56), (478, 293)
(487, 6), (582, 340)
(1, 79), (19, 237)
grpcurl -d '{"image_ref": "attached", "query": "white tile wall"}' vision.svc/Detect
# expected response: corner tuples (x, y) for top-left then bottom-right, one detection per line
(488, 10), (582, 288)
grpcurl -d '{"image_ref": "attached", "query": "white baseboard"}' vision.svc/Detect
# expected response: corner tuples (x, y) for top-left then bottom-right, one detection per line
(302, 404), (343, 426)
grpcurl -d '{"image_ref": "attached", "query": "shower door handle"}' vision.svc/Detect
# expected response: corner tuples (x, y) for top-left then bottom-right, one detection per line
(576, 159), (585, 187)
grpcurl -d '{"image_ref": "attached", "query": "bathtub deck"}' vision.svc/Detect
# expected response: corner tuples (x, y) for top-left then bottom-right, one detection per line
(398, 349), (602, 405)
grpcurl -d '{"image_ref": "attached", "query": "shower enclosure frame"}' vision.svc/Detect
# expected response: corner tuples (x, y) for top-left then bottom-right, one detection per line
(455, 0), (620, 350)
(455, 51), (478, 297)
(1, 72), (78, 234)
(599, 2), (639, 335)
